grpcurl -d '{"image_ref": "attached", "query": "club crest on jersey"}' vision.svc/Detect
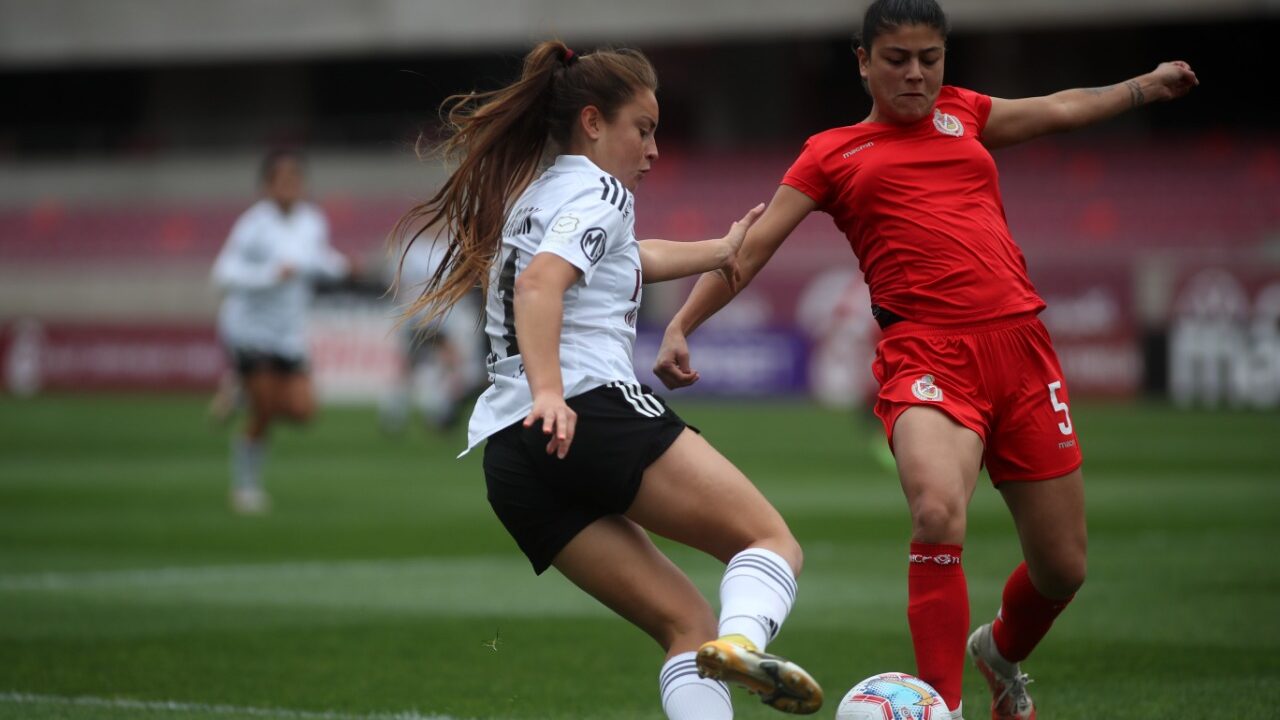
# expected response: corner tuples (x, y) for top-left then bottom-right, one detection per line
(912, 374), (944, 402)
(933, 109), (964, 137)
(580, 227), (607, 265)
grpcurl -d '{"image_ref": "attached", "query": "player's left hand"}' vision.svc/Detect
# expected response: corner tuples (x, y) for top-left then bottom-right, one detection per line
(1149, 61), (1199, 102)
(524, 392), (577, 459)
(717, 203), (764, 291)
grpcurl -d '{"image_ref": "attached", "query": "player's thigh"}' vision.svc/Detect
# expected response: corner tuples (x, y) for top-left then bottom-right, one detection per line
(277, 371), (316, 421)
(892, 406), (984, 542)
(552, 513), (716, 655)
(999, 467), (1087, 598)
(625, 429), (795, 567)
(241, 368), (280, 416)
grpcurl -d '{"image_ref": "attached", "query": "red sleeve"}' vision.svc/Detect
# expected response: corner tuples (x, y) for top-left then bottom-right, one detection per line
(781, 137), (831, 208)
(949, 86), (993, 136)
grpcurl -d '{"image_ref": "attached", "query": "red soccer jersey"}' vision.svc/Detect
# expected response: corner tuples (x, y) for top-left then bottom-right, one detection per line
(782, 85), (1045, 324)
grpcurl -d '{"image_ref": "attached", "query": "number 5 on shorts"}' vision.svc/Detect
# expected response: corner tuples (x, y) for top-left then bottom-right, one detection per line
(1047, 381), (1073, 435)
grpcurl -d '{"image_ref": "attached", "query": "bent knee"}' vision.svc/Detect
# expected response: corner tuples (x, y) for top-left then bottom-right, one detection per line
(1053, 558), (1087, 597)
(1033, 556), (1087, 599)
(732, 530), (803, 577)
(765, 534), (804, 576)
(909, 501), (966, 544)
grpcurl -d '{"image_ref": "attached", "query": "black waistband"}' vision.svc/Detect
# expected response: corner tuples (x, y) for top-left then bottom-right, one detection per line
(871, 304), (908, 330)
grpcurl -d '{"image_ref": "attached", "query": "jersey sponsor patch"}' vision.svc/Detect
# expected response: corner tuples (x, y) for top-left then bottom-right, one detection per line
(911, 374), (944, 402)
(551, 213), (580, 233)
(580, 227), (607, 265)
(933, 109), (964, 137)
(542, 212), (581, 251)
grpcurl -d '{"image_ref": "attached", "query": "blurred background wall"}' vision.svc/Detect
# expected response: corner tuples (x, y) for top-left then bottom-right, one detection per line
(2, 0), (1277, 406)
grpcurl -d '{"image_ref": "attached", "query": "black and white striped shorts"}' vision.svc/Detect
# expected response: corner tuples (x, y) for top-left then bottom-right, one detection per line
(483, 382), (691, 574)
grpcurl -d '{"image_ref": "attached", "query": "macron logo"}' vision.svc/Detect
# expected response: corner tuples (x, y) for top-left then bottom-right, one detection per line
(910, 553), (961, 566)
(842, 141), (875, 159)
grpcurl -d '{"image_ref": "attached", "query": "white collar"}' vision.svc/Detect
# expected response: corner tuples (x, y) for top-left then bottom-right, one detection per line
(552, 154), (607, 175)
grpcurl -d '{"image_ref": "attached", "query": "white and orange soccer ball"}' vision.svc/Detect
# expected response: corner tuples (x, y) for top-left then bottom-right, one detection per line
(834, 672), (950, 720)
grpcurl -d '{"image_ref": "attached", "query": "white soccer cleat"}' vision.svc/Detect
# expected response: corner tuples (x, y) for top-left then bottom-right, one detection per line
(696, 635), (823, 715)
(967, 624), (1036, 720)
(230, 486), (272, 515)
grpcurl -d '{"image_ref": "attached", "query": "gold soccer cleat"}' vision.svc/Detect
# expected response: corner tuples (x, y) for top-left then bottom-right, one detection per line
(696, 635), (823, 715)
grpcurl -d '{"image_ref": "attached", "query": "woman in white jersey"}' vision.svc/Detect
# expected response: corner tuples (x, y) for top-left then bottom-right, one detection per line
(212, 150), (350, 513)
(392, 42), (823, 718)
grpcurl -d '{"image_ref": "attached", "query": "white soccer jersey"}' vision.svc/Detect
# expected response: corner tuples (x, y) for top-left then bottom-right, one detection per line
(464, 155), (643, 452)
(212, 199), (348, 359)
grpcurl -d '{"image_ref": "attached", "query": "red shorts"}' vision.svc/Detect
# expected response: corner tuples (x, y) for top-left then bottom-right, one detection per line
(872, 313), (1083, 483)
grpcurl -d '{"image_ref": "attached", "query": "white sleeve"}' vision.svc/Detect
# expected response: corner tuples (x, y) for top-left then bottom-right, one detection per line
(313, 247), (349, 281)
(211, 213), (279, 291)
(291, 208), (348, 279)
(535, 185), (627, 285)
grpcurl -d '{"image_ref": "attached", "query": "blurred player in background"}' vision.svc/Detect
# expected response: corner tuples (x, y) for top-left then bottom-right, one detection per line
(795, 268), (895, 471)
(380, 239), (483, 435)
(655, 1), (1198, 717)
(394, 41), (823, 718)
(211, 150), (352, 514)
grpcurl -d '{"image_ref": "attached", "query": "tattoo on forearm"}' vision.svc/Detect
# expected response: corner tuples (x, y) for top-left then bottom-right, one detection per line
(1083, 85), (1114, 96)
(1125, 79), (1145, 107)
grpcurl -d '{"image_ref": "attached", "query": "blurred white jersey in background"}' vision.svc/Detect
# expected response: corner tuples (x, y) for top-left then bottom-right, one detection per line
(212, 199), (348, 359)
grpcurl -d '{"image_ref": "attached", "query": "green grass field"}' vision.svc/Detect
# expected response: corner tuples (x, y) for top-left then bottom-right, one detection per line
(1, 395), (1278, 719)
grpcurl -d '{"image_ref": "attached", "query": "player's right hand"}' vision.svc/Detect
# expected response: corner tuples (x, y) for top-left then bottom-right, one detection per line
(524, 392), (577, 459)
(1150, 60), (1198, 101)
(653, 326), (699, 390)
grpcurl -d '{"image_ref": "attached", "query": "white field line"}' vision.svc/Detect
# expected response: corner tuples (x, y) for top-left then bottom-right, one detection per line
(0, 691), (462, 720)
(0, 558), (447, 591)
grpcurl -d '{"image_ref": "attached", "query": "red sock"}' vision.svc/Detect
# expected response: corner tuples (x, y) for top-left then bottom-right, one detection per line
(907, 542), (967, 712)
(991, 562), (1074, 663)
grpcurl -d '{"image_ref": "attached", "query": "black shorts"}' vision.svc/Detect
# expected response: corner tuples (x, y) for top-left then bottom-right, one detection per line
(483, 382), (690, 575)
(229, 347), (308, 376)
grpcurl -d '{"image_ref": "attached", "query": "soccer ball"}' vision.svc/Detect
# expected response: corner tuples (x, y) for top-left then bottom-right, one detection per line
(834, 672), (950, 720)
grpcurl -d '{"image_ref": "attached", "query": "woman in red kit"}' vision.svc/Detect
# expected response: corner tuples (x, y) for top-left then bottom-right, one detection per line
(654, 1), (1198, 718)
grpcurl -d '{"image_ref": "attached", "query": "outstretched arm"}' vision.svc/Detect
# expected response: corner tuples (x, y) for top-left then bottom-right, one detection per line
(638, 203), (764, 284)
(982, 61), (1199, 150)
(652, 184), (816, 389)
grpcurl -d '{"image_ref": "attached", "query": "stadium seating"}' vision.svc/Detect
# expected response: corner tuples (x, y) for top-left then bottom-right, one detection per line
(1, 136), (1276, 264)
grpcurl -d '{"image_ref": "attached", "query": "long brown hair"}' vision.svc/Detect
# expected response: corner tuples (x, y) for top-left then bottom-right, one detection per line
(391, 40), (658, 326)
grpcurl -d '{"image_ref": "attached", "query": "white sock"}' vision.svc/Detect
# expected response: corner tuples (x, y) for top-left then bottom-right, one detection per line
(659, 651), (731, 720)
(232, 436), (266, 490)
(718, 547), (797, 651)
